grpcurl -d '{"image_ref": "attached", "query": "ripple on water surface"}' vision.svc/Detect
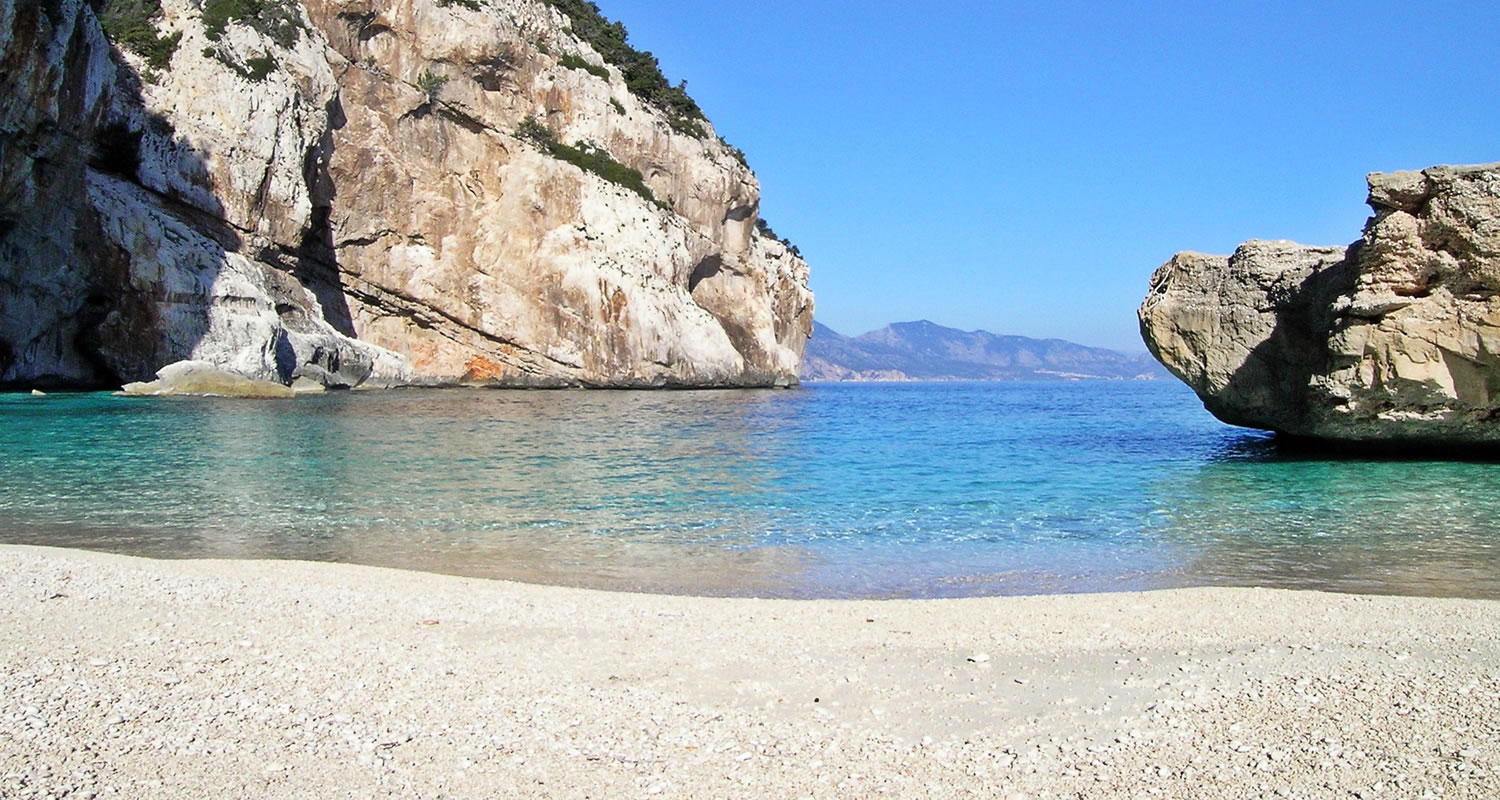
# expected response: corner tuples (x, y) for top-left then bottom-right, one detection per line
(2, 382), (1498, 599)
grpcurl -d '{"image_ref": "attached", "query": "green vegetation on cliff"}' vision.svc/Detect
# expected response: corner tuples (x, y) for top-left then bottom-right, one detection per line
(559, 53), (609, 80)
(540, 0), (707, 137)
(197, 45), (277, 82)
(516, 116), (663, 207)
(95, 0), (181, 71)
(756, 218), (802, 258)
(416, 69), (450, 101)
(201, 0), (302, 48)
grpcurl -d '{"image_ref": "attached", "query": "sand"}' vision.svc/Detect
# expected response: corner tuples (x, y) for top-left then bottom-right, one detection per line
(1, 545), (1497, 799)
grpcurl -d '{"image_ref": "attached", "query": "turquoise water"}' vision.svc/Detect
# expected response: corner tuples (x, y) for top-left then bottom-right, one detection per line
(2, 382), (1497, 598)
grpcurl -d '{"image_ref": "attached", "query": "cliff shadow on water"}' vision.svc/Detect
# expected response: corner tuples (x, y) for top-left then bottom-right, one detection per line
(1152, 430), (1500, 599)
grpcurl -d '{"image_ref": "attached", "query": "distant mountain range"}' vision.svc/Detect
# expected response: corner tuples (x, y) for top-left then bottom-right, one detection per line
(802, 320), (1168, 382)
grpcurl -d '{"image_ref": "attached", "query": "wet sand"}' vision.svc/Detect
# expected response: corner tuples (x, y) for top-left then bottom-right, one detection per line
(2, 545), (1497, 798)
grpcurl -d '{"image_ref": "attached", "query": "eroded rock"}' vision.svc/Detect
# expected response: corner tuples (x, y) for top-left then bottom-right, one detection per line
(1140, 163), (1500, 447)
(0, 0), (812, 390)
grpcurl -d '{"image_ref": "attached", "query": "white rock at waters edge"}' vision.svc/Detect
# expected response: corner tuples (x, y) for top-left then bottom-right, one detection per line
(290, 376), (327, 395)
(119, 360), (294, 399)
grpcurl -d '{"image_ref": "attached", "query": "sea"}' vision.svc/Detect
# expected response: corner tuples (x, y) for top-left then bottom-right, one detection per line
(2, 381), (1497, 599)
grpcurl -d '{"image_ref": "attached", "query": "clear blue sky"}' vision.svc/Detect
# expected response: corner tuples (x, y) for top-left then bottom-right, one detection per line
(600, 0), (1500, 352)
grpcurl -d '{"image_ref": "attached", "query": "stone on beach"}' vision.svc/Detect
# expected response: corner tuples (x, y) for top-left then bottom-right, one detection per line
(290, 376), (328, 395)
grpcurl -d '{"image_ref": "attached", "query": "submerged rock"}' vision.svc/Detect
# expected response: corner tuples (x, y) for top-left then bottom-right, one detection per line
(120, 361), (295, 398)
(1140, 163), (1500, 447)
(0, 0), (811, 390)
(289, 376), (327, 395)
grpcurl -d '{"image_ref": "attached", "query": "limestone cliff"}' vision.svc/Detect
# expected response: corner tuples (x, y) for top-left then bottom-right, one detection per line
(1139, 163), (1500, 447)
(0, 0), (813, 389)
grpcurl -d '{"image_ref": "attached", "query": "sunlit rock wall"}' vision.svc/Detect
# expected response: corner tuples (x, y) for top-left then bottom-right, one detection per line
(1141, 163), (1500, 447)
(0, 0), (813, 388)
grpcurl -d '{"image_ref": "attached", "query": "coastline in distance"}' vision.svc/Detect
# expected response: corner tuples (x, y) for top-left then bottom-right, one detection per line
(802, 320), (1167, 382)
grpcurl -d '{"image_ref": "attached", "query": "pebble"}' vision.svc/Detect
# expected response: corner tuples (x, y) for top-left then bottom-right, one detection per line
(2, 548), (1497, 799)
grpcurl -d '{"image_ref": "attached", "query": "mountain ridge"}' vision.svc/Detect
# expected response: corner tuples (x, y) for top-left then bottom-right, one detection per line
(803, 320), (1166, 382)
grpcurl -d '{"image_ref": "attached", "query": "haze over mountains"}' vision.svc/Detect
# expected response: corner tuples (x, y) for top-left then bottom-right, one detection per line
(802, 321), (1167, 382)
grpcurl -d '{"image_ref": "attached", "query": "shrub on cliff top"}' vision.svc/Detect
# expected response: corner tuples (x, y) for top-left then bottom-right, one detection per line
(95, 0), (182, 71)
(243, 53), (278, 81)
(539, 0), (706, 138)
(515, 115), (557, 147)
(201, 45), (278, 82)
(718, 136), (748, 169)
(756, 217), (802, 258)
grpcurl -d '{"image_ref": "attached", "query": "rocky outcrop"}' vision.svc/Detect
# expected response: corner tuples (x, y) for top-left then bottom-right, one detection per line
(1, 0), (410, 390)
(1140, 163), (1500, 446)
(120, 360), (295, 397)
(0, 0), (812, 390)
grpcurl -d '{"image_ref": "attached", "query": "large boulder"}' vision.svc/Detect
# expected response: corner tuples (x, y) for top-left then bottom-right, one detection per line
(1140, 163), (1500, 447)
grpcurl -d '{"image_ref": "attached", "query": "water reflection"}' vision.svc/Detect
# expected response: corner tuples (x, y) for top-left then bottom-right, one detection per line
(1150, 432), (1500, 598)
(3, 385), (1500, 599)
(0, 390), (818, 594)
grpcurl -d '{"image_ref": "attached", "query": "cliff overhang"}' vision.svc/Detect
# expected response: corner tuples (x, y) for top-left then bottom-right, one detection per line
(1140, 163), (1500, 449)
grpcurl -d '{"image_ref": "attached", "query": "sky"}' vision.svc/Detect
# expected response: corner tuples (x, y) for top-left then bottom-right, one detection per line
(599, 0), (1500, 352)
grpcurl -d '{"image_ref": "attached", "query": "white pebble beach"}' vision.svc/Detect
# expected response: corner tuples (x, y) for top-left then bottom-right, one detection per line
(2, 544), (1497, 799)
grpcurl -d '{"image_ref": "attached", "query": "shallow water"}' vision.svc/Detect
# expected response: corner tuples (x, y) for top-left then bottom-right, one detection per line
(2, 382), (1497, 598)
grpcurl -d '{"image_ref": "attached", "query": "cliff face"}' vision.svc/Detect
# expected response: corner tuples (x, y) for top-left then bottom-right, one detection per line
(1140, 163), (1500, 446)
(0, 0), (813, 389)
